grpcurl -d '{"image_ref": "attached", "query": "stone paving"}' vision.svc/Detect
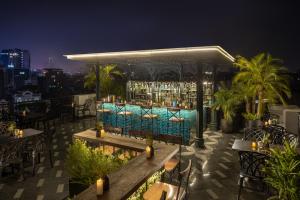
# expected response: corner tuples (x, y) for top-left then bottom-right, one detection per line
(0, 118), (267, 200)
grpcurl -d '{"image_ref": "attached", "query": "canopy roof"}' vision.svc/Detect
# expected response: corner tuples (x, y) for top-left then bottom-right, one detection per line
(65, 46), (234, 64)
(65, 46), (235, 81)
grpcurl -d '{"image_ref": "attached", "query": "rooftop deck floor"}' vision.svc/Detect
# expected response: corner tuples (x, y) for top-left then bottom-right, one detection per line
(0, 117), (266, 200)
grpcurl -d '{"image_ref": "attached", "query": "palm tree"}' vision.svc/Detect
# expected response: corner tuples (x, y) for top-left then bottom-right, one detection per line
(212, 83), (241, 133)
(212, 83), (241, 122)
(84, 64), (125, 98)
(233, 53), (291, 116)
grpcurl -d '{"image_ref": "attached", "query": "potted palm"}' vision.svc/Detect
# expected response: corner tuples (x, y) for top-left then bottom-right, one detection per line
(212, 84), (240, 133)
(263, 141), (300, 200)
(243, 113), (262, 128)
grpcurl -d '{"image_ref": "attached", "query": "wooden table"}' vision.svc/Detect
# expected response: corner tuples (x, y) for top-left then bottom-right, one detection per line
(232, 139), (300, 155)
(16, 112), (45, 128)
(0, 128), (43, 144)
(73, 130), (179, 200)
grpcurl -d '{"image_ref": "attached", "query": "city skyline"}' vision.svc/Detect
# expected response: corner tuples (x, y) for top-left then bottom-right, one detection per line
(0, 1), (300, 72)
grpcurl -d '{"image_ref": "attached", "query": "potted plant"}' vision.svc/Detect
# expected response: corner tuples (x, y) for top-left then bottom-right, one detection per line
(243, 113), (262, 128)
(66, 139), (125, 197)
(7, 121), (16, 136)
(260, 132), (270, 148)
(263, 141), (300, 200)
(65, 139), (92, 197)
(212, 84), (240, 133)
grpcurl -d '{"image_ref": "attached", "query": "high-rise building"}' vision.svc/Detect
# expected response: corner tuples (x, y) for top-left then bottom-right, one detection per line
(0, 67), (8, 98)
(0, 49), (30, 69)
(39, 68), (64, 94)
(0, 49), (31, 90)
(13, 68), (30, 90)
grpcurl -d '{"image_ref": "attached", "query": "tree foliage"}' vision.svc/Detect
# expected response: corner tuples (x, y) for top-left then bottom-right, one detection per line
(233, 53), (291, 116)
(84, 64), (125, 98)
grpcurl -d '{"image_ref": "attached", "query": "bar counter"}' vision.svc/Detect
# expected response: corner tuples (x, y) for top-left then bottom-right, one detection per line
(73, 130), (179, 200)
(97, 102), (197, 143)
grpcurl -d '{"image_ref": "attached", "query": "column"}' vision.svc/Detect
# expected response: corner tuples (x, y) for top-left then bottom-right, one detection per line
(209, 65), (217, 131)
(95, 64), (101, 101)
(195, 64), (205, 148)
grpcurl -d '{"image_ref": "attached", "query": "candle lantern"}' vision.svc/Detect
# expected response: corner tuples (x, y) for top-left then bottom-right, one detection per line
(100, 129), (105, 138)
(14, 129), (19, 137)
(264, 121), (268, 126)
(96, 178), (104, 196)
(251, 141), (257, 149)
(22, 110), (26, 116)
(19, 130), (24, 137)
(268, 119), (272, 125)
(95, 122), (102, 138)
(103, 175), (110, 191)
(146, 145), (154, 159)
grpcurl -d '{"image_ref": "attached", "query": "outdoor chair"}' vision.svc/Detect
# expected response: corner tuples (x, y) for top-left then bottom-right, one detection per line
(159, 134), (183, 183)
(237, 151), (268, 200)
(283, 132), (299, 147)
(167, 107), (184, 136)
(0, 122), (9, 136)
(140, 105), (159, 134)
(143, 159), (192, 200)
(0, 110), (10, 121)
(75, 99), (92, 118)
(23, 125), (54, 175)
(264, 125), (285, 145)
(0, 140), (24, 181)
(104, 125), (123, 135)
(128, 130), (145, 139)
(243, 128), (264, 141)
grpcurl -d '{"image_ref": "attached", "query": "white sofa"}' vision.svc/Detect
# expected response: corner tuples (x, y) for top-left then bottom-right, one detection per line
(73, 93), (96, 116)
(269, 105), (299, 125)
(269, 105), (300, 137)
(283, 109), (300, 136)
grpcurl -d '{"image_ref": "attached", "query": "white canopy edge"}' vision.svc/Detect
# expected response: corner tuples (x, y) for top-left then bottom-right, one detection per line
(64, 46), (235, 62)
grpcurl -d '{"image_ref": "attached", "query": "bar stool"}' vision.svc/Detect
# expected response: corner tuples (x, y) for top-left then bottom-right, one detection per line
(140, 105), (159, 135)
(97, 104), (112, 126)
(115, 103), (133, 135)
(143, 160), (192, 200)
(167, 107), (184, 136)
(159, 134), (182, 183)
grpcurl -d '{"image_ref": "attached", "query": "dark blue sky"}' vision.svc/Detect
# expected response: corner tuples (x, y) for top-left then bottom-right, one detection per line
(0, 0), (299, 72)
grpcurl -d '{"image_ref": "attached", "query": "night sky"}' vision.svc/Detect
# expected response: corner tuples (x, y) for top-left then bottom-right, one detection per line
(0, 0), (299, 73)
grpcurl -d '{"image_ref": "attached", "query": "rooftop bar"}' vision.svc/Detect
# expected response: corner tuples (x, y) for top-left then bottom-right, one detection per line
(65, 46), (234, 148)
(73, 129), (179, 200)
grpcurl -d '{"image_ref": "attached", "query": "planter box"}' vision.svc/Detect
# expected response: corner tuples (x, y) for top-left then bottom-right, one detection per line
(246, 120), (262, 129)
(69, 179), (89, 198)
(221, 119), (233, 133)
